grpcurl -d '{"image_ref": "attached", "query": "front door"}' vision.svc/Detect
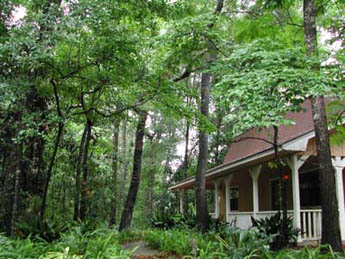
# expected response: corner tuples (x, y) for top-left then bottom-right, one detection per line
(300, 170), (320, 208)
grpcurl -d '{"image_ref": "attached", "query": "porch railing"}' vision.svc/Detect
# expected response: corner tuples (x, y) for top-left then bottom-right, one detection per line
(226, 209), (322, 242)
(300, 209), (322, 240)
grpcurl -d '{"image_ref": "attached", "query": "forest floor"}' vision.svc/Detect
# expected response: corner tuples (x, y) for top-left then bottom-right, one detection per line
(122, 240), (176, 258)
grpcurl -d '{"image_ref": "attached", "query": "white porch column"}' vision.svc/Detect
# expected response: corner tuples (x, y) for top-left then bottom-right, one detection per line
(332, 157), (345, 242)
(214, 179), (220, 219)
(180, 191), (184, 214)
(249, 165), (262, 218)
(285, 154), (309, 242)
(224, 174), (234, 223)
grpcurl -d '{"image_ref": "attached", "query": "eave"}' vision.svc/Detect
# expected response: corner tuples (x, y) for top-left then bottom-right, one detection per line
(169, 130), (315, 191)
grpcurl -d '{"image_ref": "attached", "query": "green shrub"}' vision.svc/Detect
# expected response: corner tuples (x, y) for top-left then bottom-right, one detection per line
(151, 209), (197, 229)
(217, 227), (271, 259)
(0, 227), (132, 259)
(268, 244), (343, 259)
(144, 228), (192, 256)
(15, 215), (68, 242)
(251, 213), (299, 249)
(117, 229), (143, 244)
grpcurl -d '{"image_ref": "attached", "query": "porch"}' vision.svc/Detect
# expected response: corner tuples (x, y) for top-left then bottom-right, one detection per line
(225, 209), (322, 241)
(179, 154), (345, 244)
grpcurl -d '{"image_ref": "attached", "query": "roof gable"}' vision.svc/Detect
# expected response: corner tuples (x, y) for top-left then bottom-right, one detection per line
(223, 100), (314, 165)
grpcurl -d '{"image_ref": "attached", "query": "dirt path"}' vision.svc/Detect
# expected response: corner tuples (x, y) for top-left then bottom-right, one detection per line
(122, 240), (168, 258)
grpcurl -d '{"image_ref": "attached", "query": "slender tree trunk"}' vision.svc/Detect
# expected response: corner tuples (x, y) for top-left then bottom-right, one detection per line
(273, 126), (288, 249)
(109, 120), (120, 226)
(214, 114), (223, 165)
(195, 72), (210, 232)
(120, 119), (128, 204)
(2, 168), (14, 235)
(40, 79), (64, 221)
(195, 0), (224, 232)
(73, 122), (88, 220)
(303, 0), (342, 250)
(11, 144), (22, 237)
(119, 111), (147, 231)
(163, 128), (176, 187)
(40, 122), (64, 221)
(1, 132), (16, 235)
(31, 139), (41, 190)
(0, 152), (7, 188)
(182, 120), (190, 215)
(62, 181), (66, 218)
(79, 119), (92, 221)
(147, 138), (154, 219)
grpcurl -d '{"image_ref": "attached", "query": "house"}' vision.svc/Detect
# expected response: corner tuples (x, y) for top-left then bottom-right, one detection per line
(169, 100), (345, 244)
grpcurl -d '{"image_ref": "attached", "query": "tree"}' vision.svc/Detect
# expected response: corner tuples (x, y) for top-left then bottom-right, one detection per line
(119, 111), (148, 231)
(195, 0), (224, 232)
(303, 0), (342, 250)
(109, 120), (120, 226)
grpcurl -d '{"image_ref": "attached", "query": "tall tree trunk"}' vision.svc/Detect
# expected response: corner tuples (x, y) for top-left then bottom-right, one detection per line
(119, 111), (148, 231)
(214, 114), (223, 165)
(195, 0), (224, 232)
(120, 119), (128, 204)
(273, 126), (288, 249)
(26, 90), (47, 211)
(73, 122), (88, 220)
(79, 119), (92, 221)
(163, 128), (176, 187)
(62, 180), (66, 218)
(181, 119), (190, 215)
(195, 72), (210, 232)
(11, 144), (22, 237)
(31, 138), (43, 194)
(40, 122), (64, 221)
(147, 138), (154, 219)
(303, 0), (342, 250)
(40, 79), (64, 221)
(1, 128), (16, 235)
(0, 152), (7, 188)
(109, 120), (120, 226)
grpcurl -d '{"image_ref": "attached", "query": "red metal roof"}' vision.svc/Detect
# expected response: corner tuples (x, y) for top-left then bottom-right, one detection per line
(223, 100), (315, 165)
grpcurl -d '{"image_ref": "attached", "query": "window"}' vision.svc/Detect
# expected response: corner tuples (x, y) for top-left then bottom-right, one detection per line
(230, 186), (239, 211)
(300, 171), (320, 207)
(271, 179), (280, 210)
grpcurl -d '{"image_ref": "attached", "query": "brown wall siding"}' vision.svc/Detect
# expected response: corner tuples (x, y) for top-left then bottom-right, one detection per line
(258, 168), (293, 211)
(258, 170), (271, 211)
(216, 166), (343, 219)
(231, 171), (253, 212)
(304, 138), (345, 156)
(222, 166), (294, 213)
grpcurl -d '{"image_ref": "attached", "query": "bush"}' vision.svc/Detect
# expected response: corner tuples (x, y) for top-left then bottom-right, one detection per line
(151, 208), (197, 229)
(15, 215), (68, 242)
(270, 244), (343, 259)
(251, 213), (299, 249)
(151, 207), (229, 233)
(0, 227), (132, 258)
(216, 227), (271, 259)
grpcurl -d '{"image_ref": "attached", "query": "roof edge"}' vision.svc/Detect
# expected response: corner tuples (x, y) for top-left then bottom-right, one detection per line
(169, 130), (315, 191)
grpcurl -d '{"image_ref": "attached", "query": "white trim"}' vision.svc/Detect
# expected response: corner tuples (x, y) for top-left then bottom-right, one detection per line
(332, 157), (345, 241)
(214, 180), (220, 218)
(249, 165), (262, 217)
(286, 154), (310, 243)
(169, 131), (315, 190)
(224, 175), (234, 223)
